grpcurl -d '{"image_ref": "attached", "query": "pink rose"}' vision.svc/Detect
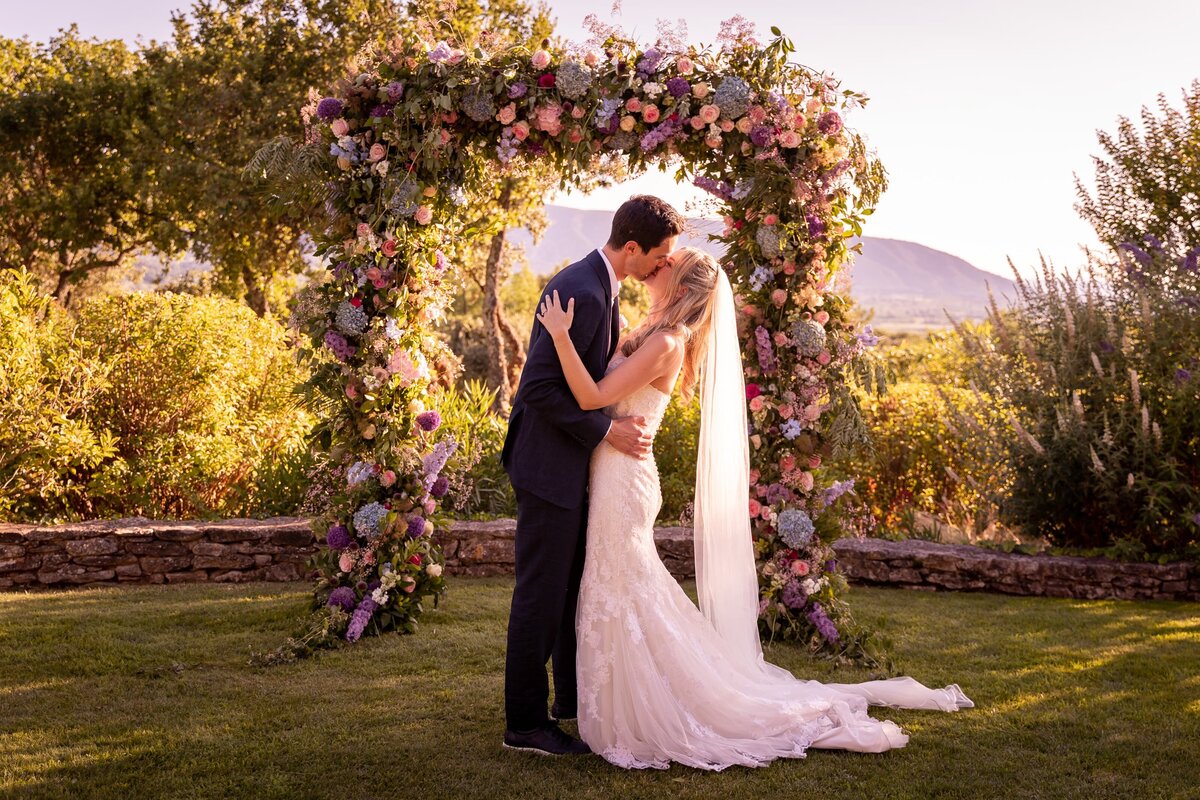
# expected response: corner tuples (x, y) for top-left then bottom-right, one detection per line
(705, 135), (722, 149)
(748, 106), (766, 124)
(345, 382), (359, 400)
(772, 289), (787, 307)
(791, 560), (810, 576)
(736, 117), (753, 134)
(531, 49), (551, 69)
(783, 263), (796, 275)
(380, 470), (396, 487)
(749, 469), (760, 484)
(748, 499), (762, 517)
(797, 471), (815, 492)
(496, 103), (516, 125)
(676, 56), (695, 74)
(817, 351), (831, 365)
(625, 97), (642, 113)
(338, 552), (354, 572)
(749, 396), (764, 412)
(511, 120), (530, 140)
(366, 267), (382, 281)
(369, 143), (387, 162)
(815, 310), (830, 324)
(571, 105), (586, 119)
(534, 103), (564, 135)
(584, 51), (599, 67)
(778, 403), (794, 419)
(356, 222), (371, 238)
(568, 126), (583, 143)
(423, 498), (436, 514)
(778, 130), (801, 148)
(773, 332), (788, 346)
(381, 240), (397, 258)
(642, 104), (660, 123)
(780, 454), (796, 471)
(699, 104), (720, 124)
(689, 116), (705, 130)
(719, 119), (735, 133)
(415, 206), (433, 225)
(331, 118), (349, 136)
(763, 214), (779, 226)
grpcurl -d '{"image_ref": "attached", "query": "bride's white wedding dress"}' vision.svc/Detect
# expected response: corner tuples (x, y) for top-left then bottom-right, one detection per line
(576, 355), (973, 771)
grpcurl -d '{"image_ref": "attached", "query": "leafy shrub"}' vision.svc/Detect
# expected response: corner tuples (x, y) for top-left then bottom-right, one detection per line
(436, 380), (515, 518)
(655, 393), (701, 524)
(952, 247), (1200, 559)
(0, 270), (118, 521)
(73, 291), (312, 519)
(838, 380), (1013, 538)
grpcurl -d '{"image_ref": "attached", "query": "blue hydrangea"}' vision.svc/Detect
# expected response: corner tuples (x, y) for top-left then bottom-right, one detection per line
(792, 319), (827, 358)
(756, 225), (784, 258)
(777, 508), (815, 549)
(335, 301), (369, 336)
(346, 461), (373, 486)
(713, 76), (751, 119)
(781, 419), (803, 440)
(461, 85), (496, 123)
(353, 502), (388, 539)
(555, 60), (594, 100)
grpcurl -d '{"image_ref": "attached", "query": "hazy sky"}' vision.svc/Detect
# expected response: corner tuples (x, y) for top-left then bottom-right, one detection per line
(6, 0), (1199, 278)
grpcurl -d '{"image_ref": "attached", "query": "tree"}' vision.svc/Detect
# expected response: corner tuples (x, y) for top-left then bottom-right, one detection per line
(142, 0), (408, 316)
(1075, 80), (1200, 261)
(0, 29), (164, 306)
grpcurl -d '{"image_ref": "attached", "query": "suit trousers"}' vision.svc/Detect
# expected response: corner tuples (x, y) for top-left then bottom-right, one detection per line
(504, 487), (588, 731)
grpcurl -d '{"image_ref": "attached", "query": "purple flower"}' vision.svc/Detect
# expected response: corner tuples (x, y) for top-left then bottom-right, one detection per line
(422, 437), (458, 488)
(1143, 233), (1164, 252)
(326, 524), (351, 550)
(385, 81), (404, 101)
(508, 82), (528, 99)
(806, 213), (826, 240)
(693, 175), (734, 201)
(1118, 242), (1152, 267)
(316, 98), (343, 120)
(1099, 340), (1115, 353)
(636, 48), (662, 75)
(428, 41), (455, 64)
(855, 325), (880, 348)
(1176, 368), (1192, 384)
(368, 103), (394, 119)
(639, 114), (685, 152)
(1193, 513), (1200, 527)
(430, 475), (450, 498)
(817, 111), (843, 135)
(754, 325), (776, 375)
(327, 586), (356, 613)
(1183, 247), (1199, 273)
(665, 77), (691, 97)
(345, 596), (379, 642)
(819, 479), (856, 510)
(781, 580), (807, 609)
(764, 482), (793, 505)
(323, 329), (355, 361)
(434, 250), (450, 272)
(750, 125), (775, 148)
(806, 601), (840, 643)
(406, 516), (427, 539)
(416, 411), (442, 432)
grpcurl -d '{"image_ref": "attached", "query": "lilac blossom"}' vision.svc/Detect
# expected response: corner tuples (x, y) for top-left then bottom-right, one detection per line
(345, 596), (379, 642)
(754, 325), (776, 375)
(806, 601), (840, 643)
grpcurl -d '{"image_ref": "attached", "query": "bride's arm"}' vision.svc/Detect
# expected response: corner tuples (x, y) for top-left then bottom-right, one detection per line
(538, 290), (680, 411)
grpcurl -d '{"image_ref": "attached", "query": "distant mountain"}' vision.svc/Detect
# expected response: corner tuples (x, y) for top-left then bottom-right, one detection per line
(509, 206), (1016, 331)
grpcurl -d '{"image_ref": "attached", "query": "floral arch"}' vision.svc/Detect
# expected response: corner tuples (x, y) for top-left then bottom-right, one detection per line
(287, 22), (887, 660)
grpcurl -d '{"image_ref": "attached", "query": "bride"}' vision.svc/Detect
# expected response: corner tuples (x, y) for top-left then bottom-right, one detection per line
(536, 246), (973, 771)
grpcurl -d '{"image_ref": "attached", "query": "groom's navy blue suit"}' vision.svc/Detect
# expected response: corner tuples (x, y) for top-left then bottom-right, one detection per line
(501, 249), (620, 731)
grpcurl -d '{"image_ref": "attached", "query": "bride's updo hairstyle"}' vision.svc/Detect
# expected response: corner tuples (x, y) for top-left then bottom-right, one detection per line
(621, 247), (721, 402)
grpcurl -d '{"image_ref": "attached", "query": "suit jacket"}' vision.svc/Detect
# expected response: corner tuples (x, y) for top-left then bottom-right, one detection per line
(501, 249), (620, 509)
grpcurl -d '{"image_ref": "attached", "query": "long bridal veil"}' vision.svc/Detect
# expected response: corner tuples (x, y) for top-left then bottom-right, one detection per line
(692, 268), (973, 723)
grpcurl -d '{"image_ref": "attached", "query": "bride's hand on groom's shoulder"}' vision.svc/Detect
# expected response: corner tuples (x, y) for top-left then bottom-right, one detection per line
(538, 290), (574, 340)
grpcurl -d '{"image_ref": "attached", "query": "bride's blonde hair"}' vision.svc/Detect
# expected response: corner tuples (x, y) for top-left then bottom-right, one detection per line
(621, 247), (721, 402)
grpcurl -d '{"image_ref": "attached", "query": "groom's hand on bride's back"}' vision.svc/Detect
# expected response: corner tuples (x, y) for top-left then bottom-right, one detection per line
(605, 416), (652, 458)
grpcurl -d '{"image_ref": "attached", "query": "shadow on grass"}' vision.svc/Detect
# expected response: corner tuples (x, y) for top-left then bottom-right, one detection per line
(1, 580), (1197, 800)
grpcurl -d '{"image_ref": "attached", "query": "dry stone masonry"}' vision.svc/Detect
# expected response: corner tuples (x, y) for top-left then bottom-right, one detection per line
(2, 517), (1196, 601)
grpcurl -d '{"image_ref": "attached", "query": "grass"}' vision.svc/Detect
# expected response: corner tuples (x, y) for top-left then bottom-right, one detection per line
(1, 579), (1198, 800)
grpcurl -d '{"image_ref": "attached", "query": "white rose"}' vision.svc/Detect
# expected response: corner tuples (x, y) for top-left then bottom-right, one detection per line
(426, 563), (443, 578)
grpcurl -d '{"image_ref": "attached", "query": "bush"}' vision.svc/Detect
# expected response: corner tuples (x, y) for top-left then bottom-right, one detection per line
(952, 248), (1200, 559)
(436, 380), (515, 518)
(838, 381), (1012, 538)
(0, 270), (118, 521)
(655, 393), (701, 524)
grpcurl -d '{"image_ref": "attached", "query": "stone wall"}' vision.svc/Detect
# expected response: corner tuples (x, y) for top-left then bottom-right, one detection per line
(0, 517), (315, 589)
(3, 516), (1197, 601)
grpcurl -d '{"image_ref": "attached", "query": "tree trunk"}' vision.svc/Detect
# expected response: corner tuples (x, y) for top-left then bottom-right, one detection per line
(242, 262), (269, 317)
(483, 227), (512, 414)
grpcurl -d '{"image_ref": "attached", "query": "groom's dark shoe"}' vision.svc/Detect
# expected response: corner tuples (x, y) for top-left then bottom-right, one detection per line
(549, 702), (577, 723)
(503, 723), (591, 756)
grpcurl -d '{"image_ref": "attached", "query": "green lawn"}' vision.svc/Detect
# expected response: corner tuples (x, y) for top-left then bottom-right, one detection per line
(1, 579), (1197, 800)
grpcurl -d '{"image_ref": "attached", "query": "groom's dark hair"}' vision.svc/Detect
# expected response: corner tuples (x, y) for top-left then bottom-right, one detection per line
(607, 195), (685, 253)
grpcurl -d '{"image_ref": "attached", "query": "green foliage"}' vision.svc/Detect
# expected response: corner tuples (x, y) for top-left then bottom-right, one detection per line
(839, 381), (1013, 537)
(435, 380), (515, 518)
(951, 249), (1200, 559)
(1075, 79), (1200, 260)
(0, 29), (158, 304)
(0, 270), (118, 521)
(654, 393), (701, 524)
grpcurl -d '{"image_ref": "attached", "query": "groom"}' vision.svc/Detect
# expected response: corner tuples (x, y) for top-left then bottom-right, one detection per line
(500, 195), (684, 755)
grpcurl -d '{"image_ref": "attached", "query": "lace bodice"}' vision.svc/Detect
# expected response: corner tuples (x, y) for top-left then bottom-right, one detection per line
(601, 355), (672, 440)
